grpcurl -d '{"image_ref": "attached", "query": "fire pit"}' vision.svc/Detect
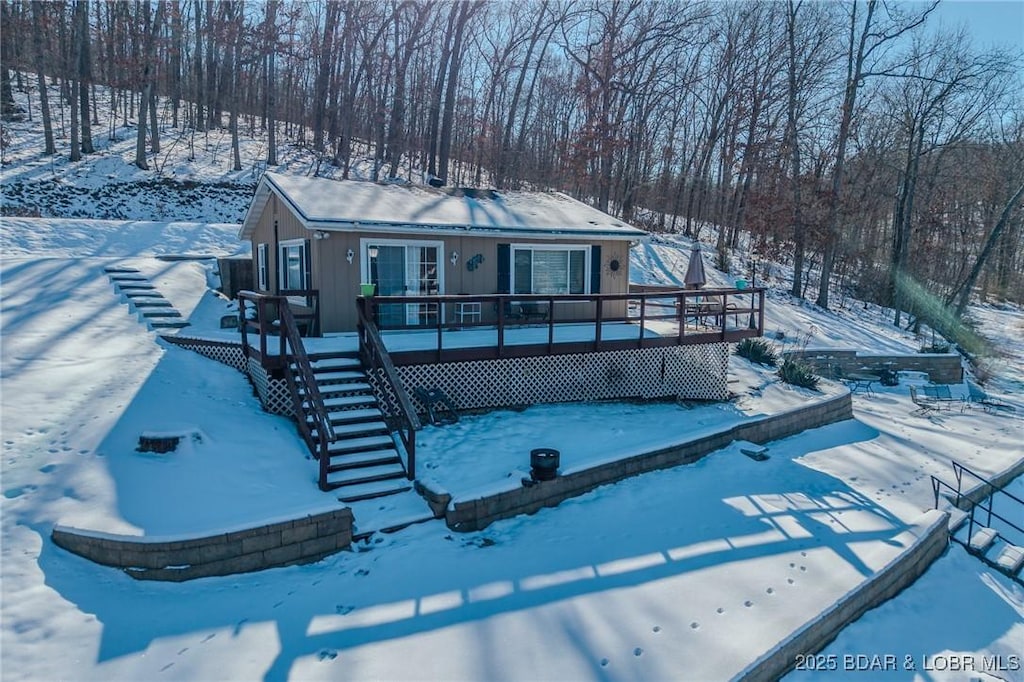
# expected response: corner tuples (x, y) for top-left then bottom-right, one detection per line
(530, 448), (560, 481)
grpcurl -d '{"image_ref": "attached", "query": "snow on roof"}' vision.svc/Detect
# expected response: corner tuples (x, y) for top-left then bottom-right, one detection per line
(238, 172), (647, 241)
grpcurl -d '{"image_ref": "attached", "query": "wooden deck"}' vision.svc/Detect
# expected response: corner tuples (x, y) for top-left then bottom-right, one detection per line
(358, 288), (765, 366)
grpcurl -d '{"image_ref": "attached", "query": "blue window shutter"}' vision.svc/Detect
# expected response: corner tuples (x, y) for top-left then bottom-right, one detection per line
(590, 245), (601, 294)
(497, 243), (510, 293)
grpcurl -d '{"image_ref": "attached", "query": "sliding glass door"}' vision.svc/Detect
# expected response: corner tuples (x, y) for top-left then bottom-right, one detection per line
(363, 240), (443, 327)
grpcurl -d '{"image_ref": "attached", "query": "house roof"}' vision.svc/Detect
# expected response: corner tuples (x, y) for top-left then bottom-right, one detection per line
(238, 172), (647, 241)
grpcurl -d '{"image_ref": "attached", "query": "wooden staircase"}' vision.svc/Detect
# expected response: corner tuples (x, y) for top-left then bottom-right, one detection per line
(293, 352), (411, 503)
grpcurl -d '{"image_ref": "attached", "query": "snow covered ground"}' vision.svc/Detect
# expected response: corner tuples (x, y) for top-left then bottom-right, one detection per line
(2, 80), (1022, 680)
(3, 216), (1022, 681)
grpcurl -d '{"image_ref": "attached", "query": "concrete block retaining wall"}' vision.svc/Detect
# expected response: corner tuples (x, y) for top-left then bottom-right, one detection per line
(738, 509), (950, 681)
(51, 507), (354, 582)
(784, 349), (962, 384)
(443, 390), (853, 532)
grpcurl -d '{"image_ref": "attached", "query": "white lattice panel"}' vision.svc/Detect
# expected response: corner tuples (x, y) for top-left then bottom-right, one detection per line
(246, 357), (293, 416)
(165, 337), (247, 372)
(393, 344), (729, 413)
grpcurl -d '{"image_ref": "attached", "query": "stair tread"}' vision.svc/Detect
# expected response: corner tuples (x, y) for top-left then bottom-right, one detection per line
(104, 266), (140, 273)
(335, 479), (412, 503)
(116, 283), (157, 289)
(326, 462), (406, 486)
(306, 357), (361, 371)
(969, 527), (998, 551)
(328, 448), (401, 468)
(995, 543), (1024, 572)
(315, 370), (366, 382)
(316, 395), (377, 409)
(313, 408), (385, 425)
(300, 382), (372, 395)
(151, 321), (190, 328)
(132, 299), (174, 308)
(109, 275), (149, 281)
(141, 310), (183, 318)
(313, 420), (388, 438)
(327, 435), (394, 453)
(123, 291), (165, 298)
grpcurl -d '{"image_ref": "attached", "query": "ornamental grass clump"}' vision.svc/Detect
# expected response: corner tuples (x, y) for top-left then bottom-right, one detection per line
(778, 358), (819, 390)
(735, 338), (778, 367)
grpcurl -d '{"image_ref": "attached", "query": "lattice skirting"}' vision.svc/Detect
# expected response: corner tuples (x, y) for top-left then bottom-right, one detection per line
(246, 357), (293, 416)
(161, 336), (247, 372)
(377, 344), (729, 416)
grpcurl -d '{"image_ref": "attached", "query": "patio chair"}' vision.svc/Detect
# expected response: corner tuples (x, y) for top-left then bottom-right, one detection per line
(909, 385), (942, 416)
(502, 300), (548, 323)
(966, 382), (1016, 414)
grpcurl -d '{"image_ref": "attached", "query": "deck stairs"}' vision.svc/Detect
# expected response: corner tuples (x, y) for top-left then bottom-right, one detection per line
(934, 461), (1024, 586)
(292, 351), (411, 503)
(105, 266), (189, 331)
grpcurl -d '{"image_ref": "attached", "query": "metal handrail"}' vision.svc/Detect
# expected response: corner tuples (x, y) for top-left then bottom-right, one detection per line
(932, 460), (1024, 551)
(356, 298), (420, 480)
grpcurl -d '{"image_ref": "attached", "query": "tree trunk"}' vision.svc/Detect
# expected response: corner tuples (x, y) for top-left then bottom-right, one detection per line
(264, 1), (278, 166)
(950, 182), (1024, 317)
(32, 2), (56, 155)
(76, 0), (94, 154)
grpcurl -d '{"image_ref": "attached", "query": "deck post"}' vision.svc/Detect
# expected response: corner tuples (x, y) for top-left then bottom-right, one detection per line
(595, 298), (603, 351)
(497, 296), (505, 358)
(638, 297), (646, 349)
(547, 297), (554, 353)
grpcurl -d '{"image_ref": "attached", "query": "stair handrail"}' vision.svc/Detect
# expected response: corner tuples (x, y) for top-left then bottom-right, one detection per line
(239, 291), (335, 482)
(933, 460), (1024, 551)
(278, 300), (336, 443)
(356, 298), (420, 480)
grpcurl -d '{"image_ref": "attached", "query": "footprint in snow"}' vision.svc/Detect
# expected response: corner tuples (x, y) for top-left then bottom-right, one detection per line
(335, 605), (355, 615)
(201, 633), (216, 643)
(160, 663), (174, 672)
(690, 622), (700, 630)
(716, 607), (725, 614)
(766, 587), (775, 594)
(633, 648), (643, 657)
(600, 658), (610, 667)
(318, 650), (338, 661)
(652, 626), (661, 633)
(39, 463), (57, 473)
(744, 600), (754, 608)
(787, 578), (795, 585)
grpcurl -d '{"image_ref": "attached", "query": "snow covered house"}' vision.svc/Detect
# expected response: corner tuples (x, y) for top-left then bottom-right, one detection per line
(235, 172), (765, 497)
(238, 172), (644, 333)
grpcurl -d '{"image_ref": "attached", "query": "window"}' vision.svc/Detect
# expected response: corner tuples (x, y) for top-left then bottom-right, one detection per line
(256, 243), (268, 290)
(511, 246), (588, 295)
(278, 239), (309, 291)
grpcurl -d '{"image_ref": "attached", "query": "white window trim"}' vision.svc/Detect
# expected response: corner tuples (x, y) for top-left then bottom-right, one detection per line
(358, 237), (446, 295)
(278, 238), (308, 291)
(511, 244), (590, 297)
(256, 243), (269, 291)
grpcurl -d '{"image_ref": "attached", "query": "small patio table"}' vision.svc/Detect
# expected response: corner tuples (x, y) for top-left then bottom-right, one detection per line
(846, 371), (881, 395)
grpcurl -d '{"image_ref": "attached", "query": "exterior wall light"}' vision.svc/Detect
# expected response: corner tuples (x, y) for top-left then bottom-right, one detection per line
(346, 248), (354, 264)
(450, 250), (459, 266)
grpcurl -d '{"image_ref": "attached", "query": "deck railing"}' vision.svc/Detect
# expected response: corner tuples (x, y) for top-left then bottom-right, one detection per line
(359, 287), (765, 365)
(239, 290), (337, 489)
(356, 298), (420, 480)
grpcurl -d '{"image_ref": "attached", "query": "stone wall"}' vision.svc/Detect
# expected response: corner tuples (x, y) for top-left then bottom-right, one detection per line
(51, 507), (354, 582)
(784, 349), (962, 384)
(738, 510), (950, 681)
(441, 390), (853, 532)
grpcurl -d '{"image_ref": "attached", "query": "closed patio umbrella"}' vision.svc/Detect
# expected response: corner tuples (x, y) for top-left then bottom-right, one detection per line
(683, 244), (707, 289)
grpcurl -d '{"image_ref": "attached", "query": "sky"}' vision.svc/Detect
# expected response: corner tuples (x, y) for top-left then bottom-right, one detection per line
(928, 0), (1024, 50)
